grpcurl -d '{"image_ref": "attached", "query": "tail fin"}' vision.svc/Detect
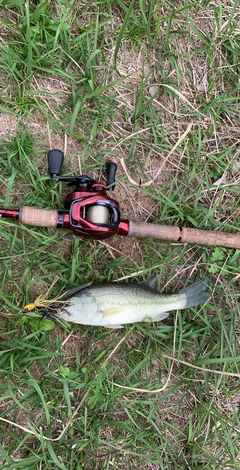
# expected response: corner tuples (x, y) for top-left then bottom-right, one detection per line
(178, 279), (210, 309)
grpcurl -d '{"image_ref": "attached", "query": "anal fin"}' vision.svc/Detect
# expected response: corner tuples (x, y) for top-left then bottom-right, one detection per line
(103, 324), (124, 329)
(145, 312), (169, 322)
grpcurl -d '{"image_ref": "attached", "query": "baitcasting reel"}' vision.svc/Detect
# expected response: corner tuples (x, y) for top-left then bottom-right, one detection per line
(47, 150), (127, 239)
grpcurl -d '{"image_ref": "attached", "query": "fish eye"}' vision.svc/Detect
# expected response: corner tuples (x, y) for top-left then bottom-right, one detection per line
(22, 303), (36, 313)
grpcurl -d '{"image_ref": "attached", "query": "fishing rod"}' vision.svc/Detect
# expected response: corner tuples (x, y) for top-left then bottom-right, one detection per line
(0, 149), (239, 249)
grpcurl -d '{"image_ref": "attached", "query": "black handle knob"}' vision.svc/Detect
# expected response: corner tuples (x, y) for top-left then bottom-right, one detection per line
(106, 161), (117, 191)
(48, 149), (64, 178)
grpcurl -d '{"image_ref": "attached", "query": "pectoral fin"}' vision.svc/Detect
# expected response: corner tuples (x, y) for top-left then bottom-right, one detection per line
(101, 307), (123, 318)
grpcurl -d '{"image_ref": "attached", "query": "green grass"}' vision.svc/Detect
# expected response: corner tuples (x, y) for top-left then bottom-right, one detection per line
(0, 0), (240, 468)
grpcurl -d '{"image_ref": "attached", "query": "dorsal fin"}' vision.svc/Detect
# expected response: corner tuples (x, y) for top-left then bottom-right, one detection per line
(59, 281), (94, 300)
(138, 276), (157, 290)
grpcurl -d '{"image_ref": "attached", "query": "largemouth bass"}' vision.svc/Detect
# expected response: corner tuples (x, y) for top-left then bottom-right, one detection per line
(23, 278), (210, 329)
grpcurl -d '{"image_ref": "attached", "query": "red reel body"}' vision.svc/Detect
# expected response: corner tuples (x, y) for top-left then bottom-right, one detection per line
(46, 150), (128, 239)
(62, 185), (121, 239)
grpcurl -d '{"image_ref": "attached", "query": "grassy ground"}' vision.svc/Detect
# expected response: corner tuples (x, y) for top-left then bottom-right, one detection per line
(0, 0), (240, 468)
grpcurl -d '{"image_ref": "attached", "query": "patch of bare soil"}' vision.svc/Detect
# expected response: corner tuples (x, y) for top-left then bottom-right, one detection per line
(0, 113), (18, 140)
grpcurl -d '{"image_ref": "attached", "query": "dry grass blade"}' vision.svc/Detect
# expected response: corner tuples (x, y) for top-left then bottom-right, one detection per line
(120, 122), (193, 187)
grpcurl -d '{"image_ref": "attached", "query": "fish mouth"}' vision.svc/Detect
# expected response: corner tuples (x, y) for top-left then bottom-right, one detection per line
(33, 306), (69, 327)
(34, 306), (59, 320)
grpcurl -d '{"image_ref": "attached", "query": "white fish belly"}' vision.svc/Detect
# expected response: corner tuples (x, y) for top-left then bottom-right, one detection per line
(100, 295), (186, 325)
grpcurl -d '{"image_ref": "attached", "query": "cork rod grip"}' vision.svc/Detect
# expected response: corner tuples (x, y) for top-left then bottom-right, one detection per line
(128, 220), (240, 249)
(19, 206), (59, 228)
(181, 227), (240, 249)
(128, 220), (181, 241)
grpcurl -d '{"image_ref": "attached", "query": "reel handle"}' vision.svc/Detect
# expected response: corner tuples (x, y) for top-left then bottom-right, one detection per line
(106, 162), (117, 190)
(48, 149), (64, 178)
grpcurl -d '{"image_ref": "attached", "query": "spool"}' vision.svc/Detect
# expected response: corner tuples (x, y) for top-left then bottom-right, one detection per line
(86, 205), (109, 225)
